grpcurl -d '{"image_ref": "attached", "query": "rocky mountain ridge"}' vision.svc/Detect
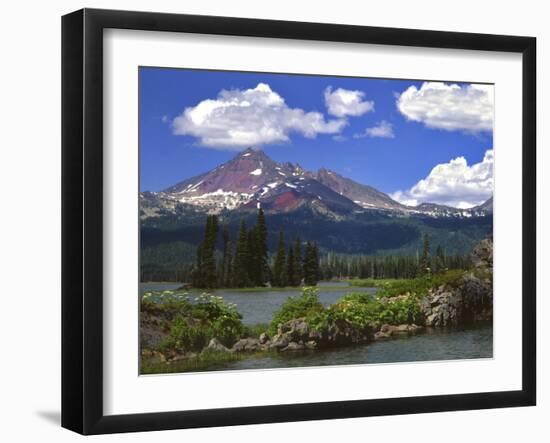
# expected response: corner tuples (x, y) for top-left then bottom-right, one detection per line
(141, 148), (493, 219)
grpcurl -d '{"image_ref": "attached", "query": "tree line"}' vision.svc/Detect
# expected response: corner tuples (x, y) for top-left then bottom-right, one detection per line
(319, 233), (470, 280)
(191, 209), (321, 289)
(152, 213), (472, 286)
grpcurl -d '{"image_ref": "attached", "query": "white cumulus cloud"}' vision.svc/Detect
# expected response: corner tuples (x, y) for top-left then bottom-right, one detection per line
(391, 149), (494, 208)
(354, 120), (395, 139)
(171, 83), (347, 149)
(396, 82), (493, 133)
(324, 86), (374, 117)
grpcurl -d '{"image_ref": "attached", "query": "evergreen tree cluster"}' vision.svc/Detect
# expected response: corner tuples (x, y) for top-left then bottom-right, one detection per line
(191, 218), (468, 287)
(319, 234), (469, 280)
(271, 232), (320, 287)
(191, 215), (219, 289)
(191, 209), (321, 288)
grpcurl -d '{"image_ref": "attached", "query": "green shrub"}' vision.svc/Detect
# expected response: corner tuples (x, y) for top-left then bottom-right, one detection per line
(350, 270), (464, 298)
(145, 292), (244, 353)
(306, 289), (423, 332)
(167, 317), (210, 351)
(242, 323), (269, 338)
(381, 295), (423, 324)
(210, 315), (244, 347)
(268, 287), (324, 334)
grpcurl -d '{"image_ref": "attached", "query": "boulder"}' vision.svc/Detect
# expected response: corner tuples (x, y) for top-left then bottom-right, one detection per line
(408, 324), (423, 334)
(270, 333), (292, 350)
(394, 324), (410, 335)
(231, 338), (262, 353)
(281, 342), (306, 351)
(305, 340), (318, 350)
(259, 332), (269, 344)
(206, 338), (230, 353)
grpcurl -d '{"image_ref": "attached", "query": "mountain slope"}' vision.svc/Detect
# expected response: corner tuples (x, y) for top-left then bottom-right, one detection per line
(315, 168), (406, 211)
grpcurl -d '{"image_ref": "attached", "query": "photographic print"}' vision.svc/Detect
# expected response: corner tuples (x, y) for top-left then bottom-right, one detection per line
(139, 67), (494, 375)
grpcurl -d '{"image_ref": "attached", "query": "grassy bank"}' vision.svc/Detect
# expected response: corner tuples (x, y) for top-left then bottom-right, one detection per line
(349, 269), (465, 298)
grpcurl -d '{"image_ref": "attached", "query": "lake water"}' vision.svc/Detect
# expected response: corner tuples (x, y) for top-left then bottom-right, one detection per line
(140, 282), (376, 325)
(222, 324), (493, 370)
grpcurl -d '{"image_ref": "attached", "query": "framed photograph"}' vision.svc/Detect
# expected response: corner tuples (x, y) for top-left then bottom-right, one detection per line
(62, 8), (536, 435)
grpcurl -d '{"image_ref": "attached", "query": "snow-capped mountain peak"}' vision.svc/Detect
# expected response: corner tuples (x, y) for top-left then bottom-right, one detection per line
(142, 149), (493, 218)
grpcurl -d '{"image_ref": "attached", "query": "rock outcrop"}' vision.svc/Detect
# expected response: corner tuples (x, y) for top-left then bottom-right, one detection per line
(205, 338), (230, 353)
(268, 317), (377, 351)
(471, 235), (493, 270)
(231, 338), (267, 353)
(419, 286), (463, 327)
(420, 236), (493, 326)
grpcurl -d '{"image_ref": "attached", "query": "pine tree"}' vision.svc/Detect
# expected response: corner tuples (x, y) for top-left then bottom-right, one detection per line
(286, 245), (296, 287)
(256, 208), (269, 286)
(191, 243), (204, 287)
(420, 233), (431, 275)
(203, 215), (219, 288)
(292, 236), (303, 286)
(192, 215), (219, 288)
(234, 220), (250, 287)
(312, 243), (320, 283)
(303, 241), (320, 286)
(272, 231), (287, 287)
(434, 245), (446, 274)
(247, 225), (260, 286)
(220, 225), (232, 287)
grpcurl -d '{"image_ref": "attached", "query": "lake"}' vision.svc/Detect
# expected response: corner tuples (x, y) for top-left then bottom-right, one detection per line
(140, 281), (376, 325)
(221, 323), (493, 370)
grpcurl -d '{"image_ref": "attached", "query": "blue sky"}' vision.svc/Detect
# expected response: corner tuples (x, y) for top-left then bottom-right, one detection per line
(139, 67), (494, 208)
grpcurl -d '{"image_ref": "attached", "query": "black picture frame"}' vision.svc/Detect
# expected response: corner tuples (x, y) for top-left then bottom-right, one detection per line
(62, 8), (536, 435)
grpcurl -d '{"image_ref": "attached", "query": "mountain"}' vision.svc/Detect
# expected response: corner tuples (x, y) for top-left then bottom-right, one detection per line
(315, 168), (407, 211)
(147, 148), (362, 217)
(472, 197), (493, 213)
(141, 148), (493, 219)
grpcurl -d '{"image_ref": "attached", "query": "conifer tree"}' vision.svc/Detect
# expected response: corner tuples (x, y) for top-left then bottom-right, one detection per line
(286, 245), (296, 287)
(203, 215), (219, 288)
(272, 231), (287, 287)
(192, 243), (204, 287)
(434, 244), (446, 275)
(220, 224), (232, 287)
(256, 208), (269, 285)
(292, 236), (303, 285)
(191, 215), (219, 288)
(420, 233), (431, 275)
(234, 220), (250, 287)
(303, 241), (320, 286)
(247, 225), (260, 286)
(312, 242), (320, 284)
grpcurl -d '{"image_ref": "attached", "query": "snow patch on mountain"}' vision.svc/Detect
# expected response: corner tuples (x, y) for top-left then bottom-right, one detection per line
(178, 188), (253, 212)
